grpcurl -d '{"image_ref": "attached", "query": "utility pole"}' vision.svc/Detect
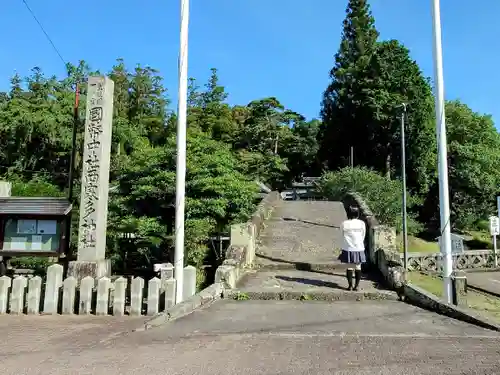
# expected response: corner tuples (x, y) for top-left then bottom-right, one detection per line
(349, 146), (354, 168)
(399, 104), (408, 270)
(174, 0), (190, 303)
(63, 83), (80, 263)
(431, 0), (453, 303)
(68, 83), (79, 204)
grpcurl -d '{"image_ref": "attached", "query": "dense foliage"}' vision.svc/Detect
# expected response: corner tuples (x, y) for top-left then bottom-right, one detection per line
(318, 0), (500, 233)
(317, 167), (422, 235)
(0, 61), (319, 279)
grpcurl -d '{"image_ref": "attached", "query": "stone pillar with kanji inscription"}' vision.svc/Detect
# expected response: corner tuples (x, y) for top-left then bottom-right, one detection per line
(68, 76), (114, 281)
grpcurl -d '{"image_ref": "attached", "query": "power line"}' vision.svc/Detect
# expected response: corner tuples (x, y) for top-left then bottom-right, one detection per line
(20, 0), (67, 67)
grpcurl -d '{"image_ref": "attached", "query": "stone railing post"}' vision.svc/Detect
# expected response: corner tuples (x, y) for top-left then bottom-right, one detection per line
(130, 277), (144, 316)
(183, 266), (197, 300)
(43, 264), (63, 314)
(164, 278), (176, 309)
(147, 277), (161, 316)
(10, 276), (27, 315)
(62, 276), (77, 315)
(27, 276), (42, 315)
(451, 270), (467, 307)
(0, 276), (10, 314)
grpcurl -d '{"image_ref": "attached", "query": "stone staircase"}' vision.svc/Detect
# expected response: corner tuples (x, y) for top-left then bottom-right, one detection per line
(255, 200), (346, 267)
(231, 200), (397, 301)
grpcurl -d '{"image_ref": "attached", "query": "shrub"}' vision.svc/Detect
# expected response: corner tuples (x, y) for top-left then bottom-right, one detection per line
(9, 256), (51, 276)
(317, 167), (422, 233)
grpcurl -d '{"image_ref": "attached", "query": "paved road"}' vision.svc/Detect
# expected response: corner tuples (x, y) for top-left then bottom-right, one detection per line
(467, 271), (500, 296)
(2, 300), (500, 374)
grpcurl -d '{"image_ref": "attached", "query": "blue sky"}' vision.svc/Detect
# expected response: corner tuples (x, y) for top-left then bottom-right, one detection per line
(2, 0), (499, 127)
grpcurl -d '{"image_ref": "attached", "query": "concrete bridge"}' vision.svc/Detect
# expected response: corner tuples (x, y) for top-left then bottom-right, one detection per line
(2, 199), (500, 374)
(232, 200), (396, 300)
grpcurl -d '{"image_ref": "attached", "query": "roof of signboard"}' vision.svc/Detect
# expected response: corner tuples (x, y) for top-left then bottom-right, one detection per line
(0, 197), (72, 216)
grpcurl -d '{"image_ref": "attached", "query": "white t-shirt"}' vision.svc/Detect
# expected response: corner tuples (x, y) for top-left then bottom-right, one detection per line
(341, 218), (366, 252)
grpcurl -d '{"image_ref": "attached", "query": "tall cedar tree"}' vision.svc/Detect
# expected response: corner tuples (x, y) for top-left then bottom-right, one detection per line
(368, 40), (436, 195)
(319, 0), (379, 169)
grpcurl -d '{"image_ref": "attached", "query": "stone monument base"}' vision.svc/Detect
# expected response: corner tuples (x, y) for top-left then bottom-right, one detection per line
(67, 259), (111, 281)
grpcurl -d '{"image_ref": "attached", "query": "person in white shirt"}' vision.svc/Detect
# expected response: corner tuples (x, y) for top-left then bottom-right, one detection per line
(338, 206), (367, 291)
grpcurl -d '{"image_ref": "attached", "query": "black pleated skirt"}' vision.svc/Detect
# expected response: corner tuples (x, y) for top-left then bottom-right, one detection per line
(338, 250), (367, 264)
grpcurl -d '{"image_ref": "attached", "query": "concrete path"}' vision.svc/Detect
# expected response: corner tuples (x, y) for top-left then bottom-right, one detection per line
(255, 200), (346, 267)
(3, 300), (500, 374)
(467, 271), (500, 297)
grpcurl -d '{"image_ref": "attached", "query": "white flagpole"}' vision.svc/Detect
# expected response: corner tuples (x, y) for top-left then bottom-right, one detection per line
(174, 0), (190, 303)
(431, 0), (453, 303)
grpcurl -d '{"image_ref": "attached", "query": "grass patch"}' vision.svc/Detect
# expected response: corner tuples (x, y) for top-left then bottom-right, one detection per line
(397, 230), (492, 254)
(234, 292), (249, 301)
(407, 272), (443, 296)
(397, 235), (439, 254)
(408, 272), (500, 322)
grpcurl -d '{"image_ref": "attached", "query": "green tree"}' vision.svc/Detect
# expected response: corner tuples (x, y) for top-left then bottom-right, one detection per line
(368, 40), (436, 195)
(108, 131), (258, 273)
(421, 101), (500, 230)
(0, 68), (72, 188)
(317, 167), (422, 233)
(128, 65), (169, 147)
(0, 59), (314, 285)
(319, 0), (379, 169)
(197, 68), (238, 142)
(319, 2), (436, 197)
(235, 97), (291, 188)
(281, 117), (322, 181)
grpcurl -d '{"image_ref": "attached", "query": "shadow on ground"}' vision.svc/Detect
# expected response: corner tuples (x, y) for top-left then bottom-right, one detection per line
(281, 216), (340, 229)
(274, 275), (345, 290)
(255, 253), (338, 270)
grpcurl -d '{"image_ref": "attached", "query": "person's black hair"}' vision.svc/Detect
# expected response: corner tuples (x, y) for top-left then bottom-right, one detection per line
(347, 206), (360, 220)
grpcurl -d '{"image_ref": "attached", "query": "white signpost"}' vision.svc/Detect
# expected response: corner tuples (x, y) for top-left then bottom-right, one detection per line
(497, 196), (500, 226)
(489, 215), (499, 268)
(437, 233), (464, 254)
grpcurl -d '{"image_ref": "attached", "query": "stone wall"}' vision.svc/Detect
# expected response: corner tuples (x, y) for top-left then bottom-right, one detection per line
(405, 250), (492, 272)
(0, 263), (197, 316)
(215, 191), (281, 289)
(343, 192), (405, 293)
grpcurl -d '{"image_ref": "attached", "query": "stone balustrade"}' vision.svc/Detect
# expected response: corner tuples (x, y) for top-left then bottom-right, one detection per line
(404, 250), (492, 272)
(215, 191), (281, 289)
(0, 263), (197, 316)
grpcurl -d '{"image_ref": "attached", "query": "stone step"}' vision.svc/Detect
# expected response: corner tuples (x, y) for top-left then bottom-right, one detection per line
(233, 269), (397, 302)
(224, 288), (398, 302)
(255, 259), (345, 272)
